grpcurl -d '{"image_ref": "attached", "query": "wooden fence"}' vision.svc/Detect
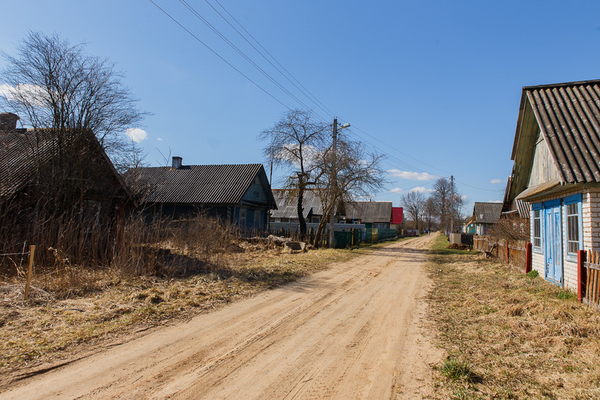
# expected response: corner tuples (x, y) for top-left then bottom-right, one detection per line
(473, 236), (531, 273)
(582, 250), (600, 308)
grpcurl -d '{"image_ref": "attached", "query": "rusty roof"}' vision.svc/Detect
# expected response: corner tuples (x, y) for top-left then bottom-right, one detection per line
(128, 163), (275, 207)
(513, 79), (600, 184)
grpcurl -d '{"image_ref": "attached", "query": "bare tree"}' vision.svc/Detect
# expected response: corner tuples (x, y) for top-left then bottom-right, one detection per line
(401, 191), (426, 231)
(0, 31), (147, 171)
(259, 109), (329, 240)
(431, 177), (465, 233)
(431, 178), (452, 233)
(424, 196), (437, 232)
(312, 136), (385, 246)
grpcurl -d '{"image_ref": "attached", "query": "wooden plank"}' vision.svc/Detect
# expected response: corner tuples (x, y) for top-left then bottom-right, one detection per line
(596, 270), (600, 304)
(588, 270), (598, 303)
(585, 270), (594, 301)
(587, 266), (592, 301)
(591, 269), (597, 304)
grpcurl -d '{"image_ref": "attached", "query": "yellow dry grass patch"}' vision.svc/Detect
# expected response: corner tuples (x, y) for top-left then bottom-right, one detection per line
(428, 235), (600, 399)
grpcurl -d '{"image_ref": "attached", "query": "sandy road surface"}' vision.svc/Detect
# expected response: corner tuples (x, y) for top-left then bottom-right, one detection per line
(2, 235), (442, 399)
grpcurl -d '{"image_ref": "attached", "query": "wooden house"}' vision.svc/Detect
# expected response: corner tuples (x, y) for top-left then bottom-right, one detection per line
(342, 201), (393, 230)
(471, 202), (503, 235)
(504, 80), (600, 290)
(0, 112), (134, 221)
(126, 157), (277, 231)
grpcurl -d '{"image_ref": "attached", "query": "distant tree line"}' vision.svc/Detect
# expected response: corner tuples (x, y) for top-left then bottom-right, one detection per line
(400, 177), (466, 233)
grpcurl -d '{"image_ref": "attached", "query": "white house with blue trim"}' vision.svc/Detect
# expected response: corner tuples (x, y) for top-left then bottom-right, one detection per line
(503, 80), (600, 291)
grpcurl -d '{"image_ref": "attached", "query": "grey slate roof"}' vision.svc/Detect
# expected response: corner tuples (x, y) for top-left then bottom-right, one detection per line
(270, 189), (324, 219)
(473, 202), (503, 224)
(514, 80), (600, 184)
(127, 163), (274, 206)
(344, 201), (392, 223)
(0, 128), (132, 201)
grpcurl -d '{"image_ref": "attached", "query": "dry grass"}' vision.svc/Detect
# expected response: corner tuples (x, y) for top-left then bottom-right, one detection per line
(427, 234), (600, 399)
(0, 240), (373, 386)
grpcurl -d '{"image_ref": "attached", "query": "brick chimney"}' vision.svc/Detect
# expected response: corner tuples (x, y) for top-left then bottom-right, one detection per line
(172, 156), (183, 169)
(0, 113), (19, 131)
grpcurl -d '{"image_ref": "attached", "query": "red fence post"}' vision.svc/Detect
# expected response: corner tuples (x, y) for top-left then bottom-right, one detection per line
(578, 249), (586, 303)
(525, 242), (532, 274)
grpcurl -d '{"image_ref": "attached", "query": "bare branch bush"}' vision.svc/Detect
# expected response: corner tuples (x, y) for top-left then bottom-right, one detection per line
(487, 216), (530, 242)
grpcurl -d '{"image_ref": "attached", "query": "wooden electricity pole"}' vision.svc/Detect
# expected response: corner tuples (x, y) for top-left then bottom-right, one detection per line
(450, 175), (454, 233)
(329, 117), (338, 248)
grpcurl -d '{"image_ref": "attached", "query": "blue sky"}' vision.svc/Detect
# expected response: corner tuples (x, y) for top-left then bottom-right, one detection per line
(1, 1), (600, 214)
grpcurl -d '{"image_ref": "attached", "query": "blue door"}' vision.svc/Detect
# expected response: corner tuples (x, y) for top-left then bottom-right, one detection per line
(544, 201), (562, 284)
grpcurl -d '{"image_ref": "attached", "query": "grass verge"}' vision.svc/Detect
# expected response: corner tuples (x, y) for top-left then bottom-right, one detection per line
(427, 234), (600, 399)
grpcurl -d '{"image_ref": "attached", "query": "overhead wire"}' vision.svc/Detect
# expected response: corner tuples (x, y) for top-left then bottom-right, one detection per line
(148, 0), (501, 196)
(205, 0), (335, 119)
(178, 0), (328, 121)
(147, 0), (293, 111)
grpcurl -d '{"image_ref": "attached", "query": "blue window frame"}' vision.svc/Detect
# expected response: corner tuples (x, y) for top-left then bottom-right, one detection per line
(532, 203), (542, 253)
(564, 194), (582, 261)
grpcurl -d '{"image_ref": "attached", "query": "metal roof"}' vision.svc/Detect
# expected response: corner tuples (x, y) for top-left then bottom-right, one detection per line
(128, 163), (275, 206)
(270, 189), (324, 219)
(0, 128), (133, 202)
(344, 201), (392, 223)
(517, 80), (600, 184)
(473, 202), (503, 224)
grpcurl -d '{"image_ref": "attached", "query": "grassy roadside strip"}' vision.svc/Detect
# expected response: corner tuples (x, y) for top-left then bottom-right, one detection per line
(0, 237), (409, 385)
(426, 234), (600, 399)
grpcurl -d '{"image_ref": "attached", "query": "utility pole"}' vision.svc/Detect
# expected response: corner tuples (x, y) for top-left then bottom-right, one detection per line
(329, 117), (338, 248)
(450, 175), (454, 234)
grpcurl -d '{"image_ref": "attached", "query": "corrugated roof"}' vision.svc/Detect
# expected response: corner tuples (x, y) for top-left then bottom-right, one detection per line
(473, 202), (503, 224)
(344, 201), (392, 223)
(523, 80), (600, 184)
(270, 189), (324, 219)
(128, 163), (273, 206)
(0, 128), (132, 202)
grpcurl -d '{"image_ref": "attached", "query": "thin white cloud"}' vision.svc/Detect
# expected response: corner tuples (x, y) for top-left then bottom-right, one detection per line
(488, 200), (503, 203)
(0, 83), (49, 107)
(387, 169), (437, 181)
(390, 186), (433, 194)
(125, 128), (148, 143)
(157, 137), (163, 141)
(490, 179), (503, 184)
(462, 194), (468, 201)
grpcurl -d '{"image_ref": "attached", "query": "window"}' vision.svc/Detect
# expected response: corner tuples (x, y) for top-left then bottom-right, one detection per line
(532, 204), (541, 251)
(565, 194), (582, 256)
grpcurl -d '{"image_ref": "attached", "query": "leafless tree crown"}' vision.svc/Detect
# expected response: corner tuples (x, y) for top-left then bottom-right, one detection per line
(1, 31), (148, 170)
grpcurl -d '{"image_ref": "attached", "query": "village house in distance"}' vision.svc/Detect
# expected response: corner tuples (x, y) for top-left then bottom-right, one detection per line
(125, 157), (276, 232)
(504, 79), (600, 291)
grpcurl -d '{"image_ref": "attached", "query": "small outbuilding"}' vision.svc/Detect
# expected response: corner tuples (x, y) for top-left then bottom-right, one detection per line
(471, 202), (503, 236)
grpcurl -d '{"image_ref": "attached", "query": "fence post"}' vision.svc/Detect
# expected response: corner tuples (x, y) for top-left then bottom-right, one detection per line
(578, 249), (586, 303)
(525, 242), (532, 274)
(24, 245), (36, 301)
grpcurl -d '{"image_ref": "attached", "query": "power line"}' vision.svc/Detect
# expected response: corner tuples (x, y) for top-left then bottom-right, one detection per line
(147, 0), (293, 111)
(205, 0), (335, 119)
(178, 0), (323, 117)
(149, 1), (501, 196)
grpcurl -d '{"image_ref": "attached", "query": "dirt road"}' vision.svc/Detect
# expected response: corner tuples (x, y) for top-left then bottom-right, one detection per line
(2, 235), (442, 399)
